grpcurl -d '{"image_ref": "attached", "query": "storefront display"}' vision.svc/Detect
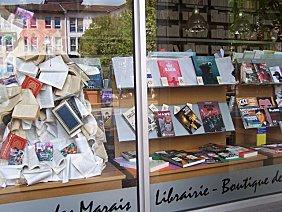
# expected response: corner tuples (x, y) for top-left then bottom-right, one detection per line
(0, 0), (281, 211)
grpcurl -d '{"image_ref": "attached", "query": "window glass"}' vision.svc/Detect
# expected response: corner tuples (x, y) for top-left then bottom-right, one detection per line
(70, 18), (76, 32)
(45, 16), (51, 28)
(70, 37), (76, 52)
(24, 36), (28, 52)
(54, 17), (61, 29)
(77, 18), (83, 32)
(30, 36), (37, 52)
(30, 16), (37, 28)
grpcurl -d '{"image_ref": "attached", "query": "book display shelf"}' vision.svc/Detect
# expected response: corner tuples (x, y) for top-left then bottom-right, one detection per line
(111, 52), (268, 185)
(232, 56), (282, 166)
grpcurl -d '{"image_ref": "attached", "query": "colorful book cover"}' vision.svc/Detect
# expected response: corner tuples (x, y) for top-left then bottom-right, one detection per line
(35, 142), (53, 161)
(192, 56), (221, 85)
(239, 107), (262, 129)
(87, 73), (103, 89)
(157, 60), (182, 86)
(21, 75), (43, 96)
(174, 104), (202, 134)
(0, 75), (18, 86)
(60, 143), (77, 157)
(269, 66), (282, 83)
(240, 63), (259, 84)
(0, 133), (27, 159)
(155, 110), (175, 137)
(253, 63), (272, 83)
(257, 97), (277, 109)
(198, 101), (226, 133)
(8, 148), (24, 165)
(267, 107), (282, 126)
(236, 97), (258, 108)
(156, 150), (205, 168)
(101, 89), (113, 107)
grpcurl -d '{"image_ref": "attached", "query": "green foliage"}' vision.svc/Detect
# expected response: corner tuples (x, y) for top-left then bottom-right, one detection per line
(79, 0), (157, 77)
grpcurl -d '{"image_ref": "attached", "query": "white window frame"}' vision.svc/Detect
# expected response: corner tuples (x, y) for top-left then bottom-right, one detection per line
(23, 36), (29, 52)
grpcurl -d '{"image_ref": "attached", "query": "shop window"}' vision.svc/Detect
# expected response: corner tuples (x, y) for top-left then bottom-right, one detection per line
(55, 37), (62, 51)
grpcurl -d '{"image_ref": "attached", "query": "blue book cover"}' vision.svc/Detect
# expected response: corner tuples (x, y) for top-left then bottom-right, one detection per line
(192, 56), (221, 85)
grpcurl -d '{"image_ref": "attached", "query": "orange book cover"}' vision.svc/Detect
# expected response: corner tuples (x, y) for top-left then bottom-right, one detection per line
(22, 76), (43, 96)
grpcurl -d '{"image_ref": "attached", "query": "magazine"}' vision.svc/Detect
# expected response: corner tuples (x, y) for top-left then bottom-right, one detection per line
(239, 107), (263, 129)
(267, 107), (282, 126)
(236, 97), (258, 108)
(253, 63), (272, 83)
(157, 59), (182, 86)
(240, 63), (259, 84)
(269, 66), (282, 83)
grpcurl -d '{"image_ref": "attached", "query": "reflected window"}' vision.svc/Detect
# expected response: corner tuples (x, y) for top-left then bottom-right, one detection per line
(54, 17), (61, 29)
(77, 18), (83, 32)
(70, 37), (76, 51)
(30, 17), (37, 28)
(70, 18), (76, 32)
(45, 17), (52, 28)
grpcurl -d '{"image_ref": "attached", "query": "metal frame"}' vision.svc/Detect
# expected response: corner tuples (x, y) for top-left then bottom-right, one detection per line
(133, 0), (151, 211)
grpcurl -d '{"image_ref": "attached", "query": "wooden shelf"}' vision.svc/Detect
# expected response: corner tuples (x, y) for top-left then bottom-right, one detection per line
(0, 163), (125, 204)
(117, 154), (266, 184)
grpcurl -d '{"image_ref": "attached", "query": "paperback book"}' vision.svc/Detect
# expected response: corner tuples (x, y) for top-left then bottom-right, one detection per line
(254, 63), (272, 83)
(174, 104), (202, 134)
(267, 107), (282, 126)
(156, 150), (205, 168)
(101, 89), (113, 107)
(60, 143), (78, 157)
(236, 97), (258, 108)
(35, 142), (53, 161)
(239, 107), (263, 129)
(192, 56), (221, 85)
(198, 101), (226, 133)
(227, 146), (258, 158)
(269, 66), (282, 83)
(21, 75), (43, 96)
(155, 110), (175, 137)
(122, 107), (135, 131)
(240, 63), (259, 84)
(157, 59), (182, 86)
(257, 97), (277, 109)
(0, 133), (27, 159)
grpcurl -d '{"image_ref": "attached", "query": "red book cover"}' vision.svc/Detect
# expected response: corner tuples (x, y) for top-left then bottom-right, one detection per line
(0, 133), (27, 159)
(157, 60), (182, 86)
(21, 76), (43, 96)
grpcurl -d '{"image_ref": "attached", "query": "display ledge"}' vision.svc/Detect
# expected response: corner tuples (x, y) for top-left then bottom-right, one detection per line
(114, 103), (235, 142)
(115, 154), (267, 184)
(0, 163), (125, 205)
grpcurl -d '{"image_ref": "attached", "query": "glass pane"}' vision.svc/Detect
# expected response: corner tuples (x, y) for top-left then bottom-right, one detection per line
(146, 0), (282, 211)
(0, 1), (138, 211)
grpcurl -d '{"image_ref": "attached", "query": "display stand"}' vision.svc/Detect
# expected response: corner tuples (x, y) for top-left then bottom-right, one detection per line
(0, 163), (125, 204)
(112, 55), (266, 184)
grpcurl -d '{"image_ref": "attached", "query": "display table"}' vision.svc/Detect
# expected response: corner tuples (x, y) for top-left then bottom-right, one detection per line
(0, 163), (125, 204)
(117, 154), (267, 184)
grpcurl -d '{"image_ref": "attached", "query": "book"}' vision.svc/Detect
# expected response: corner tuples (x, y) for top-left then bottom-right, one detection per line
(257, 97), (277, 109)
(121, 151), (153, 162)
(200, 143), (226, 153)
(198, 101), (226, 133)
(60, 143), (78, 157)
(157, 59), (182, 86)
(227, 146), (258, 158)
(240, 63), (259, 84)
(92, 110), (106, 135)
(253, 63), (272, 83)
(8, 148), (24, 165)
(155, 110), (175, 137)
(35, 142), (53, 161)
(21, 76), (43, 96)
(122, 107), (135, 131)
(269, 66), (282, 83)
(192, 56), (221, 85)
(101, 108), (113, 129)
(217, 151), (239, 160)
(239, 107), (263, 129)
(174, 104), (202, 134)
(114, 157), (169, 172)
(87, 73), (103, 89)
(0, 133), (27, 159)
(194, 151), (222, 164)
(156, 150), (205, 168)
(267, 107), (282, 126)
(236, 97), (258, 108)
(101, 89), (113, 107)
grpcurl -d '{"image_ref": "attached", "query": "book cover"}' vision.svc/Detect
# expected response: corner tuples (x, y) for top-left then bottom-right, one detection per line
(92, 110), (106, 135)
(86, 73), (103, 89)
(240, 63), (259, 84)
(8, 148), (24, 165)
(192, 56), (221, 85)
(194, 151), (222, 164)
(122, 107), (135, 131)
(174, 104), (202, 134)
(21, 76), (43, 96)
(267, 107), (282, 126)
(236, 97), (258, 108)
(60, 143), (78, 157)
(227, 146), (258, 158)
(269, 66), (282, 83)
(217, 151), (239, 161)
(155, 110), (175, 137)
(239, 107), (262, 129)
(253, 63), (272, 83)
(157, 60), (182, 86)
(198, 101), (226, 133)
(101, 108), (113, 129)
(257, 97), (277, 109)
(200, 143), (226, 153)
(121, 151), (153, 162)
(157, 150), (205, 168)
(0, 133), (27, 159)
(35, 142), (53, 161)
(101, 89), (113, 107)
